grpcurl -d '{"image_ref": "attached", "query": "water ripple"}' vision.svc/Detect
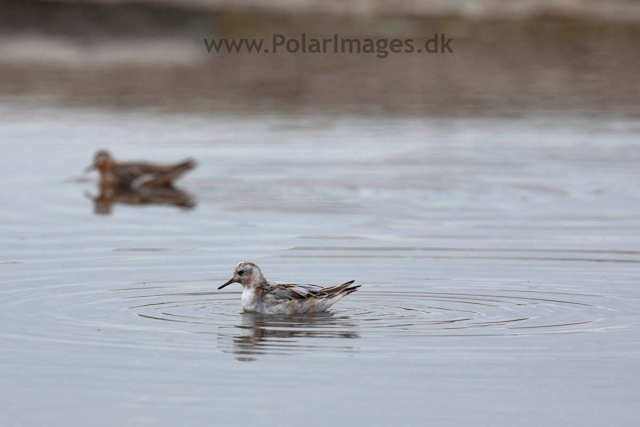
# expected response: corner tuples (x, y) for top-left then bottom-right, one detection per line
(119, 284), (635, 360)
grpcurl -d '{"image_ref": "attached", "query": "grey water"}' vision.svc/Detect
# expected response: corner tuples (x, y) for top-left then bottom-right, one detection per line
(1, 103), (639, 426)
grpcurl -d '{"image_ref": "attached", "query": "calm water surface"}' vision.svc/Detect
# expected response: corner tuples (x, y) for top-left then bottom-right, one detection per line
(0, 104), (639, 426)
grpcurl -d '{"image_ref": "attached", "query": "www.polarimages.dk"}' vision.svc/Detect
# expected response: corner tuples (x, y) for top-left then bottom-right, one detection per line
(204, 34), (453, 58)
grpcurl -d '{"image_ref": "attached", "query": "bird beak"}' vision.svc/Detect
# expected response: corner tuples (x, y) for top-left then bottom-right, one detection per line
(218, 278), (236, 290)
(83, 165), (95, 173)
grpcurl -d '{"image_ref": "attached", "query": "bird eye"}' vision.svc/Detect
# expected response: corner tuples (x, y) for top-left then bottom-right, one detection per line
(237, 270), (243, 276)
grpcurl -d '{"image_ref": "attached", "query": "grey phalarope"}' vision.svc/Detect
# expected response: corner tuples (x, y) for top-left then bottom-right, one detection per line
(84, 150), (197, 189)
(219, 262), (360, 315)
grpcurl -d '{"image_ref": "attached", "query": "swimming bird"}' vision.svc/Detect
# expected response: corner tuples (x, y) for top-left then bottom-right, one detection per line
(219, 262), (360, 315)
(84, 150), (197, 189)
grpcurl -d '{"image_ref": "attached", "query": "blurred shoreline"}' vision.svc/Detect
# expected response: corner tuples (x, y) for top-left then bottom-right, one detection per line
(31, 0), (640, 22)
(1, 1), (639, 116)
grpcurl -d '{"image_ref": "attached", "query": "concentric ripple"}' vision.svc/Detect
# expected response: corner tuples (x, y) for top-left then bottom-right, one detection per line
(122, 283), (636, 359)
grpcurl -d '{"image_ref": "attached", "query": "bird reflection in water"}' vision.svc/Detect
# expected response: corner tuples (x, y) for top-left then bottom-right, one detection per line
(86, 184), (196, 215)
(218, 311), (360, 362)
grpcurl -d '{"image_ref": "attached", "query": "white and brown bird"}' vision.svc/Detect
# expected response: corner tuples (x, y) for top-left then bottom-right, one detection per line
(84, 150), (197, 189)
(219, 262), (360, 315)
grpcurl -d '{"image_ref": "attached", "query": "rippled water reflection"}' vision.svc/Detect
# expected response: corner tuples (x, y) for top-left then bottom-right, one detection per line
(119, 283), (637, 363)
(86, 185), (196, 215)
(1, 105), (639, 426)
(125, 286), (630, 339)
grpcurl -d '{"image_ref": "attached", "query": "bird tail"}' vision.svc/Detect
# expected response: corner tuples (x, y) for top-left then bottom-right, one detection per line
(326, 281), (360, 301)
(321, 280), (356, 297)
(316, 282), (360, 312)
(142, 158), (197, 187)
(340, 284), (361, 297)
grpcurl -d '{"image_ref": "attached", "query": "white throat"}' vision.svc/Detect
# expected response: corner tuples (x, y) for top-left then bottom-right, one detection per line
(241, 287), (263, 313)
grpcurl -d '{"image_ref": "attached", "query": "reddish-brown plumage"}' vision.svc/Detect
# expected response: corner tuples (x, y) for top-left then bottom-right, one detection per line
(85, 150), (197, 189)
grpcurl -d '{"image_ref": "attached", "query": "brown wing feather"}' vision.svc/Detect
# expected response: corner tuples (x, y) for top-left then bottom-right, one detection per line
(139, 159), (197, 187)
(270, 281), (357, 301)
(318, 280), (356, 296)
(113, 162), (158, 182)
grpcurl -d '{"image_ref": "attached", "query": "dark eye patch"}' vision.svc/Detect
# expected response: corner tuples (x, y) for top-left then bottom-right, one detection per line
(237, 270), (244, 276)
